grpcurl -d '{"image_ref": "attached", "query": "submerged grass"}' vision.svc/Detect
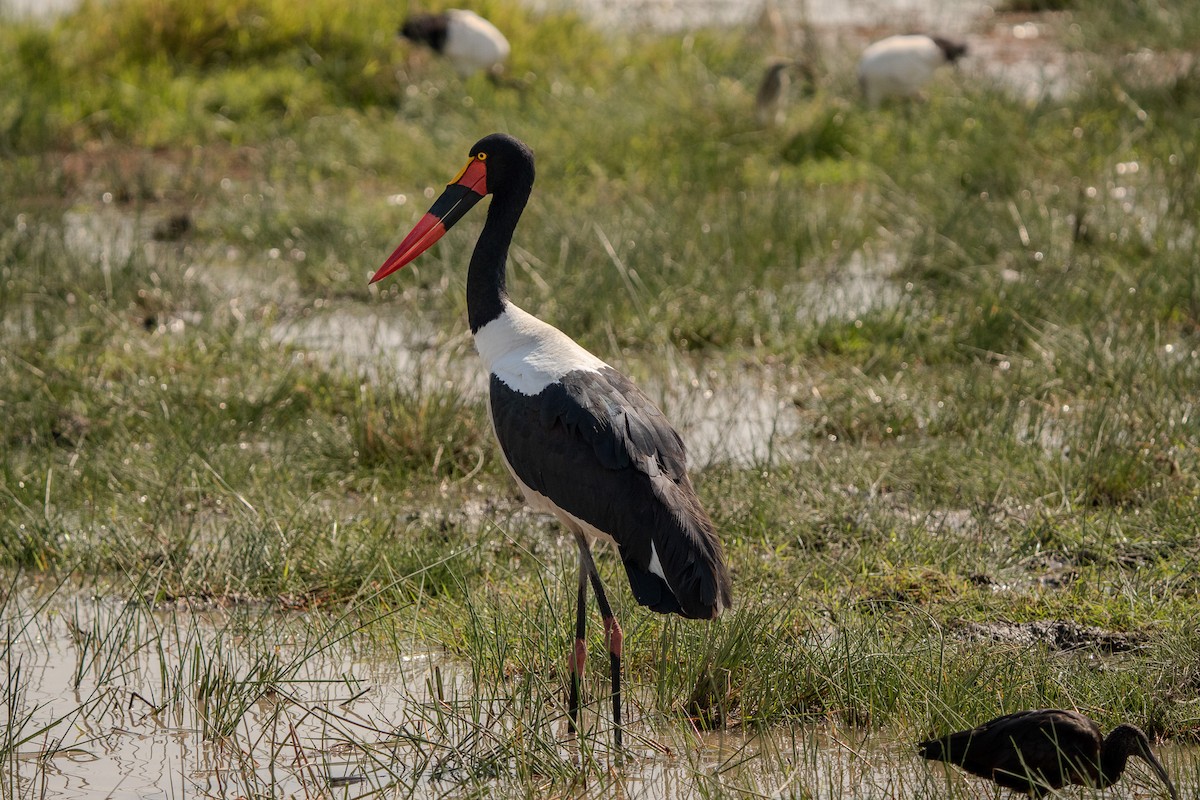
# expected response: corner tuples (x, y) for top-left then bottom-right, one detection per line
(2, 0), (1200, 794)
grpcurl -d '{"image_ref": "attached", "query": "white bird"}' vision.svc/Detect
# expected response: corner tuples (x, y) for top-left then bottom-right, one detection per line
(857, 34), (967, 108)
(400, 9), (510, 78)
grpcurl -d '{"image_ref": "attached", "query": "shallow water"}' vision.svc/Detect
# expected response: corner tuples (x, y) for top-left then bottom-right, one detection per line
(2, 581), (457, 798)
(8, 578), (1197, 799)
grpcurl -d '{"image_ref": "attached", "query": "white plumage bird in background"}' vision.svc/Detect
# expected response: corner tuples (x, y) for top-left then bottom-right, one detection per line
(857, 34), (967, 108)
(400, 9), (510, 78)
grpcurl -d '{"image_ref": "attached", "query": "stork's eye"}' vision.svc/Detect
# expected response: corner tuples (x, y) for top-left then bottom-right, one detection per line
(476, 152), (488, 161)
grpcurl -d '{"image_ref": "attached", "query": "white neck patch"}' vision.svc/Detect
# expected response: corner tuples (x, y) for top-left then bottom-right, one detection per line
(474, 302), (607, 395)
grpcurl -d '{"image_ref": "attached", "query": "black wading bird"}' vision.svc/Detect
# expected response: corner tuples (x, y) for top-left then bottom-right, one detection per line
(370, 133), (733, 748)
(919, 708), (1179, 798)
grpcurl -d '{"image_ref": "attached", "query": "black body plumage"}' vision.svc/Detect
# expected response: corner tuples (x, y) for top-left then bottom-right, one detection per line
(490, 367), (731, 620)
(373, 132), (732, 748)
(919, 709), (1178, 799)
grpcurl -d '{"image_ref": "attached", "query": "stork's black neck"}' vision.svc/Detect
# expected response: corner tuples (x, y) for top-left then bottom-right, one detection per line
(467, 177), (531, 333)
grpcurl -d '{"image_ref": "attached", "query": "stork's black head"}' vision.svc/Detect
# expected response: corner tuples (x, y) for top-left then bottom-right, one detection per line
(400, 12), (449, 50)
(467, 133), (535, 200)
(931, 36), (968, 63)
(371, 133), (536, 284)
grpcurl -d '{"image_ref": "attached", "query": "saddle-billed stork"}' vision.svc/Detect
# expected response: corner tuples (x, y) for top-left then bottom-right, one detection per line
(400, 9), (510, 78)
(370, 133), (733, 748)
(919, 709), (1178, 798)
(857, 34), (967, 108)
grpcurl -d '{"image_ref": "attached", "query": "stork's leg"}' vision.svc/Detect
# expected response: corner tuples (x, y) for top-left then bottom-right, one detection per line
(567, 558), (587, 735)
(572, 533), (623, 750)
(589, 569), (623, 750)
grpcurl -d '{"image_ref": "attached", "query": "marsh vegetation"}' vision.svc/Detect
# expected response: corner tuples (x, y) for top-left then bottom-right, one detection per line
(1, 0), (1199, 796)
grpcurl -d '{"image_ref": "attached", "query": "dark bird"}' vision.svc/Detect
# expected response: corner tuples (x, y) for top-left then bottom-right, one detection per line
(370, 134), (733, 748)
(151, 212), (192, 242)
(400, 9), (510, 78)
(919, 709), (1179, 798)
(754, 58), (815, 125)
(755, 58), (803, 126)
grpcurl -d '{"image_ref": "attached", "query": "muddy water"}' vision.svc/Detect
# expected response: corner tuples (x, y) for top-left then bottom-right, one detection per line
(7, 581), (1197, 799)
(3, 582), (454, 798)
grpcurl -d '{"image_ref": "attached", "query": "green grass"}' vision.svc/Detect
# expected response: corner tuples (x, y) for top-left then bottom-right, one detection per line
(3, 0), (1200, 795)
